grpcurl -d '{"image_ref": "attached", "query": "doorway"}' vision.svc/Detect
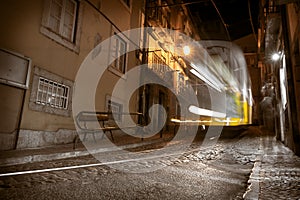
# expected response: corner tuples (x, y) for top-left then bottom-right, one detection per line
(0, 48), (31, 150)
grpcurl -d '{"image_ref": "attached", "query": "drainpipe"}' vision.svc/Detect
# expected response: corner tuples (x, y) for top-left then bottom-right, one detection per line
(13, 89), (26, 149)
(140, 0), (149, 125)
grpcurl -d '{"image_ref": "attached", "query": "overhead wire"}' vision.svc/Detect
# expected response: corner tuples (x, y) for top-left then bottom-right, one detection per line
(248, 0), (258, 42)
(147, 0), (208, 8)
(210, 0), (231, 41)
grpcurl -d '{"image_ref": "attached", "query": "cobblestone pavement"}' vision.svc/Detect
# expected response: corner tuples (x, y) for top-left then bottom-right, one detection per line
(0, 127), (299, 199)
(244, 127), (300, 200)
(244, 135), (300, 200)
(0, 130), (256, 200)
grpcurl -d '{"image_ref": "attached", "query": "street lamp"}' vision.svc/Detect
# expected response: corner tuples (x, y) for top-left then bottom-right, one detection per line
(271, 52), (280, 61)
(183, 45), (191, 56)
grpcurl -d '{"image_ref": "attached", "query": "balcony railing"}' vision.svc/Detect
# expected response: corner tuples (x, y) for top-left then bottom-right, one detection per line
(149, 52), (174, 85)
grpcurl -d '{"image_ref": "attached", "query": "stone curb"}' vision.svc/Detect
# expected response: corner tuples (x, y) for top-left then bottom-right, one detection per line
(243, 156), (262, 200)
(0, 139), (161, 167)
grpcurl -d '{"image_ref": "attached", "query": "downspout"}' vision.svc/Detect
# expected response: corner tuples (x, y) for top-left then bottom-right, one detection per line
(140, 0), (149, 125)
(13, 89), (26, 149)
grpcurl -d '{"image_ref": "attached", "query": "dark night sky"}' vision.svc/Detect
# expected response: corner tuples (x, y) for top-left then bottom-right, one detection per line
(185, 0), (259, 41)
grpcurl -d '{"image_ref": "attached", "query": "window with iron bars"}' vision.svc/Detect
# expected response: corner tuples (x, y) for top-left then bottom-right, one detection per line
(36, 77), (69, 109)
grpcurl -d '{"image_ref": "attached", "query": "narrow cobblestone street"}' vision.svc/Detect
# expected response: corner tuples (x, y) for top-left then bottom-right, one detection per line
(245, 135), (300, 199)
(1, 0), (300, 199)
(0, 127), (299, 199)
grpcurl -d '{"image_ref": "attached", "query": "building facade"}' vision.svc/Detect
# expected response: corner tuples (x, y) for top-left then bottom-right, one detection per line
(0, 0), (200, 150)
(258, 0), (300, 155)
(0, 0), (145, 150)
(139, 0), (200, 133)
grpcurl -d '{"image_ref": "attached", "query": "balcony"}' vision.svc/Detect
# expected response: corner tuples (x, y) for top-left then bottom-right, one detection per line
(148, 51), (174, 85)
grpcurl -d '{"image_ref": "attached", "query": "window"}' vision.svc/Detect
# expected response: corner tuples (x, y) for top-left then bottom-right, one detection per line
(29, 66), (73, 116)
(122, 0), (130, 7)
(106, 96), (123, 122)
(111, 34), (127, 74)
(36, 77), (70, 109)
(48, 0), (77, 41)
(41, 0), (82, 52)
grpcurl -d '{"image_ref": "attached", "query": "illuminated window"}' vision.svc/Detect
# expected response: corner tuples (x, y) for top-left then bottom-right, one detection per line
(36, 77), (69, 110)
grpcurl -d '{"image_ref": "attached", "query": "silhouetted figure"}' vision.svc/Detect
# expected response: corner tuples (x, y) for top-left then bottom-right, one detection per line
(260, 84), (274, 132)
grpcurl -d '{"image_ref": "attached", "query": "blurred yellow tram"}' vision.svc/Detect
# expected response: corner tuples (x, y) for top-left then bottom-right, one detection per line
(172, 40), (253, 128)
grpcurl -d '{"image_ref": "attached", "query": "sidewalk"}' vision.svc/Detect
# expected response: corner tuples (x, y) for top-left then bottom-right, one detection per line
(0, 132), (174, 167)
(243, 129), (300, 199)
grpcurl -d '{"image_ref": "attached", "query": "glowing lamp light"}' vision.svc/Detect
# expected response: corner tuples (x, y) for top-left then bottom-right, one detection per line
(272, 52), (280, 61)
(183, 45), (190, 56)
(188, 105), (226, 118)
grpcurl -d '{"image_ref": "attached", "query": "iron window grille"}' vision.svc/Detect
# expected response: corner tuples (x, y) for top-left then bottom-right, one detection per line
(36, 77), (69, 109)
